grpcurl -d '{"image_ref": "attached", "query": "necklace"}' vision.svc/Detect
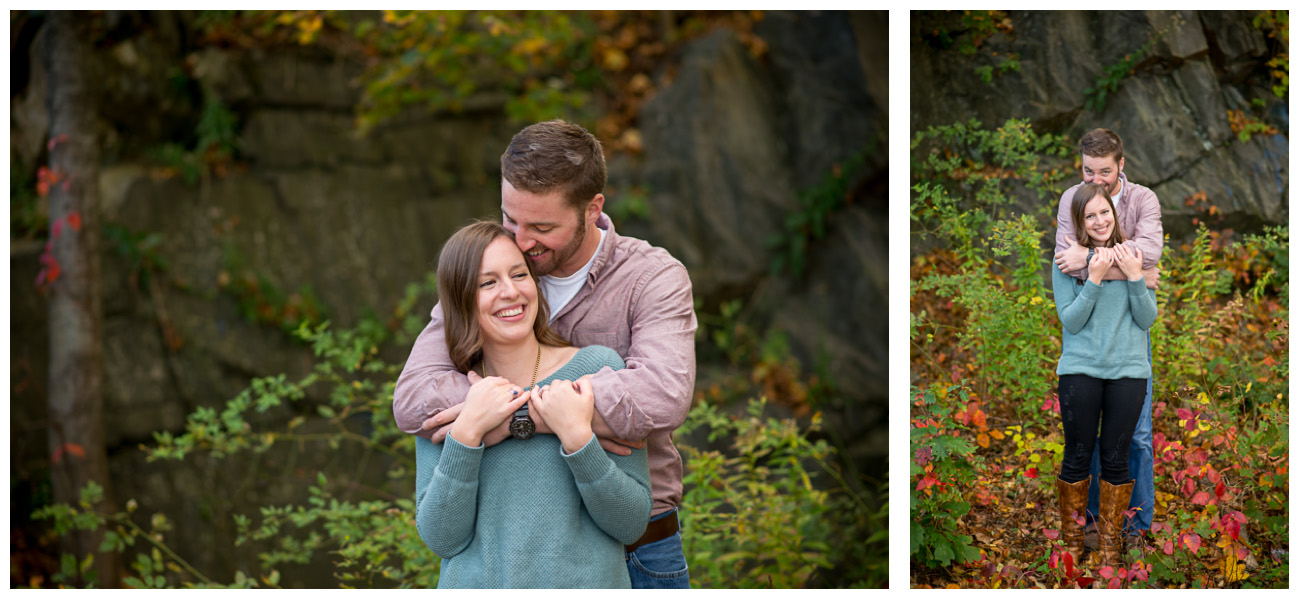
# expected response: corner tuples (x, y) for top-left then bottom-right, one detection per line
(481, 344), (542, 390)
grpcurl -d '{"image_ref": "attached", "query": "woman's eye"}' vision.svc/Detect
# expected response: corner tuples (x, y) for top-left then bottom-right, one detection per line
(479, 280), (494, 288)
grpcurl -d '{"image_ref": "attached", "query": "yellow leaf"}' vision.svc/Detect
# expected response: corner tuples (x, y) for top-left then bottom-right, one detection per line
(1030, 453), (1041, 463)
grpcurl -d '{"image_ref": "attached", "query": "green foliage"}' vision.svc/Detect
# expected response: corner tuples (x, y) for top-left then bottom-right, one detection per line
(910, 384), (983, 569)
(605, 184), (652, 227)
(218, 244), (326, 333)
(911, 118), (1073, 272)
(152, 93), (240, 185)
(1085, 14), (1187, 112)
(678, 398), (883, 588)
(103, 223), (168, 289)
(973, 52), (1020, 85)
(30, 272), (880, 588)
(767, 141), (878, 277)
(236, 10), (603, 134)
(11, 158), (46, 240)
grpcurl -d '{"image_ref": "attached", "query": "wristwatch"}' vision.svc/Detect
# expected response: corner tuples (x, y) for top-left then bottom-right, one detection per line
(509, 406), (535, 440)
(1086, 247), (1095, 265)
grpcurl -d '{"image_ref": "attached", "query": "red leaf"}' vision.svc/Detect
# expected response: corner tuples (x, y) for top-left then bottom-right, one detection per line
(1076, 577), (1095, 587)
(1098, 566), (1114, 579)
(1107, 578), (1122, 589)
(1064, 551), (1074, 576)
(916, 474), (938, 492)
(1215, 481), (1226, 499)
(1176, 408), (1193, 420)
(52, 219), (63, 238)
(1236, 545), (1249, 561)
(51, 442), (86, 464)
(1183, 533), (1201, 555)
(46, 260), (61, 284)
(47, 133), (69, 150)
(1190, 491), (1210, 505)
(1043, 528), (1060, 540)
(1049, 551), (1060, 569)
(1162, 539), (1174, 555)
(66, 211), (82, 232)
(1026, 467), (1039, 479)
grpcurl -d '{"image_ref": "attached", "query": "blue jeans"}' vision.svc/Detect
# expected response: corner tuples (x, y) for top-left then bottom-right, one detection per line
(626, 509), (691, 589)
(1086, 334), (1155, 534)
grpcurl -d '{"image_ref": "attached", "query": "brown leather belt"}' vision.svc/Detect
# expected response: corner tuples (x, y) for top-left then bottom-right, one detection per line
(625, 510), (679, 553)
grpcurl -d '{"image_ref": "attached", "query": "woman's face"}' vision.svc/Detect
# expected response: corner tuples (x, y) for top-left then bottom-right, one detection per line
(476, 236), (539, 346)
(1082, 193), (1116, 245)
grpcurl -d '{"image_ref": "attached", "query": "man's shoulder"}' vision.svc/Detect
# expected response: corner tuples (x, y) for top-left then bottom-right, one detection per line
(1124, 180), (1159, 203)
(607, 230), (687, 274)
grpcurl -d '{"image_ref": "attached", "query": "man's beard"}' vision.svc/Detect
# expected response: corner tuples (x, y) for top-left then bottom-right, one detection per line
(531, 220), (586, 277)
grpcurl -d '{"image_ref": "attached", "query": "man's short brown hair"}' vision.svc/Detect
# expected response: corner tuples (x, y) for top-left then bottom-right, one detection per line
(1079, 128), (1124, 163)
(501, 119), (607, 211)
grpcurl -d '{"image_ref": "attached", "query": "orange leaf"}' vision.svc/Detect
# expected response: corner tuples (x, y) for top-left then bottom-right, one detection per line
(977, 432), (990, 448)
(51, 442), (86, 464)
(66, 211), (82, 232)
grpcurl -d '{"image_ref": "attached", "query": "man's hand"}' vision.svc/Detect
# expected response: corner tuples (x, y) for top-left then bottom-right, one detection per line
(597, 435), (646, 456)
(1054, 240), (1089, 273)
(423, 371), (501, 445)
(1142, 266), (1160, 290)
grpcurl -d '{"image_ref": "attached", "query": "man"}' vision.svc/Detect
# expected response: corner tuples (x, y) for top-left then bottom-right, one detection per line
(1053, 128), (1161, 564)
(394, 119), (697, 588)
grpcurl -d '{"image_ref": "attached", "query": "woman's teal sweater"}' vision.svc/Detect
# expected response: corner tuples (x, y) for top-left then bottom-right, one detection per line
(414, 345), (651, 588)
(1052, 267), (1158, 380)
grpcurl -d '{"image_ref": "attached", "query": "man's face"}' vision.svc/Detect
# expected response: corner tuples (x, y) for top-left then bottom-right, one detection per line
(1081, 153), (1124, 197)
(501, 180), (588, 278)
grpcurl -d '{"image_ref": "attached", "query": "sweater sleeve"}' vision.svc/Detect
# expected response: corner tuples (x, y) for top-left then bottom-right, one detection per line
(1127, 280), (1158, 330)
(394, 304), (472, 439)
(414, 435), (483, 558)
(561, 436), (652, 545)
(1053, 265), (1100, 335)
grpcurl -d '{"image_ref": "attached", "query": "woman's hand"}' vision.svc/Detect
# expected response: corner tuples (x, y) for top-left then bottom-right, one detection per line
(1115, 244), (1144, 281)
(1087, 246), (1113, 285)
(529, 379), (595, 454)
(447, 376), (527, 448)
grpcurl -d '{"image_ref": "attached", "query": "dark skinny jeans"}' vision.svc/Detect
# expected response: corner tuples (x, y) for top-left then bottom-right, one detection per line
(1057, 374), (1146, 485)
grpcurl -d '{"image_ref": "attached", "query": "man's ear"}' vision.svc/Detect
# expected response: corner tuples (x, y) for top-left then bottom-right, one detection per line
(1117, 157), (1125, 174)
(586, 193), (605, 224)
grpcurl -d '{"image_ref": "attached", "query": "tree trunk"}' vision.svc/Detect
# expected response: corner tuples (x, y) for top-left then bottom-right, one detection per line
(43, 10), (121, 587)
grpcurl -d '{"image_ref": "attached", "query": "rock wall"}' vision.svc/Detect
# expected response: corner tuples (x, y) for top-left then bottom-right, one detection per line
(910, 10), (1288, 238)
(11, 10), (887, 583)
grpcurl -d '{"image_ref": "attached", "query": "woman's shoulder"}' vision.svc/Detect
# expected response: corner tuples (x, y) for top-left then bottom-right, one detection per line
(565, 345), (626, 375)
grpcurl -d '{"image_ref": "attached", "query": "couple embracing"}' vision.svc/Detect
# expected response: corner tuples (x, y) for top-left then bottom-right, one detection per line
(1051, 128), (1163, 569)
(392, 120), (697, 588)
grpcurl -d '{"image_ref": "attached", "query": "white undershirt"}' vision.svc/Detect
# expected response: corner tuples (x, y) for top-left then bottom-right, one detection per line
(539, 227), (606, 323)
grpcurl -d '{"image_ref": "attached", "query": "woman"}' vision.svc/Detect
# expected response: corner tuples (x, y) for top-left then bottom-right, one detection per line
(1053, 183), (1157, 567)
(413, 221), (651, 588)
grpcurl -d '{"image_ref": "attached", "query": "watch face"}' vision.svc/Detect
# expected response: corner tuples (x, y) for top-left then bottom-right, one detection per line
(510, 416), (535, 440)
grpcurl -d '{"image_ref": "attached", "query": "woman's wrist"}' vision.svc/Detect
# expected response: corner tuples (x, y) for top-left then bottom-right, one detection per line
(558, 425), (594, 454)
(447, 423), (483, 448)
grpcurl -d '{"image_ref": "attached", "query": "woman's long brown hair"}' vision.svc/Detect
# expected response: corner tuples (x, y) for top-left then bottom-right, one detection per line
(1070, 183), (1125, 249)
(436, 220), (570, 374)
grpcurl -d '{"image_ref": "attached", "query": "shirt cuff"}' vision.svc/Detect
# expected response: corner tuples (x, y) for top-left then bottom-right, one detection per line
(560, 434), (613, 485)
(438, 433), (485, 482)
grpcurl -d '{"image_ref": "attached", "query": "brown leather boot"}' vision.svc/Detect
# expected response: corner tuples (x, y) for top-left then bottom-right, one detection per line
(1057, 477), (1090, 565)
(1098, 479), (1135, 566)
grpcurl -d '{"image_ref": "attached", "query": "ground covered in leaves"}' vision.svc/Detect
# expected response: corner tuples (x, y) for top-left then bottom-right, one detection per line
(909, 234), (1289, 588)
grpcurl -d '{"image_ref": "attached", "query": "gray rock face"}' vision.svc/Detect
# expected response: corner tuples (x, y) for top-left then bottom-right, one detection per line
(637, 11), (887, 465)
(911, 10), (1288, 234)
